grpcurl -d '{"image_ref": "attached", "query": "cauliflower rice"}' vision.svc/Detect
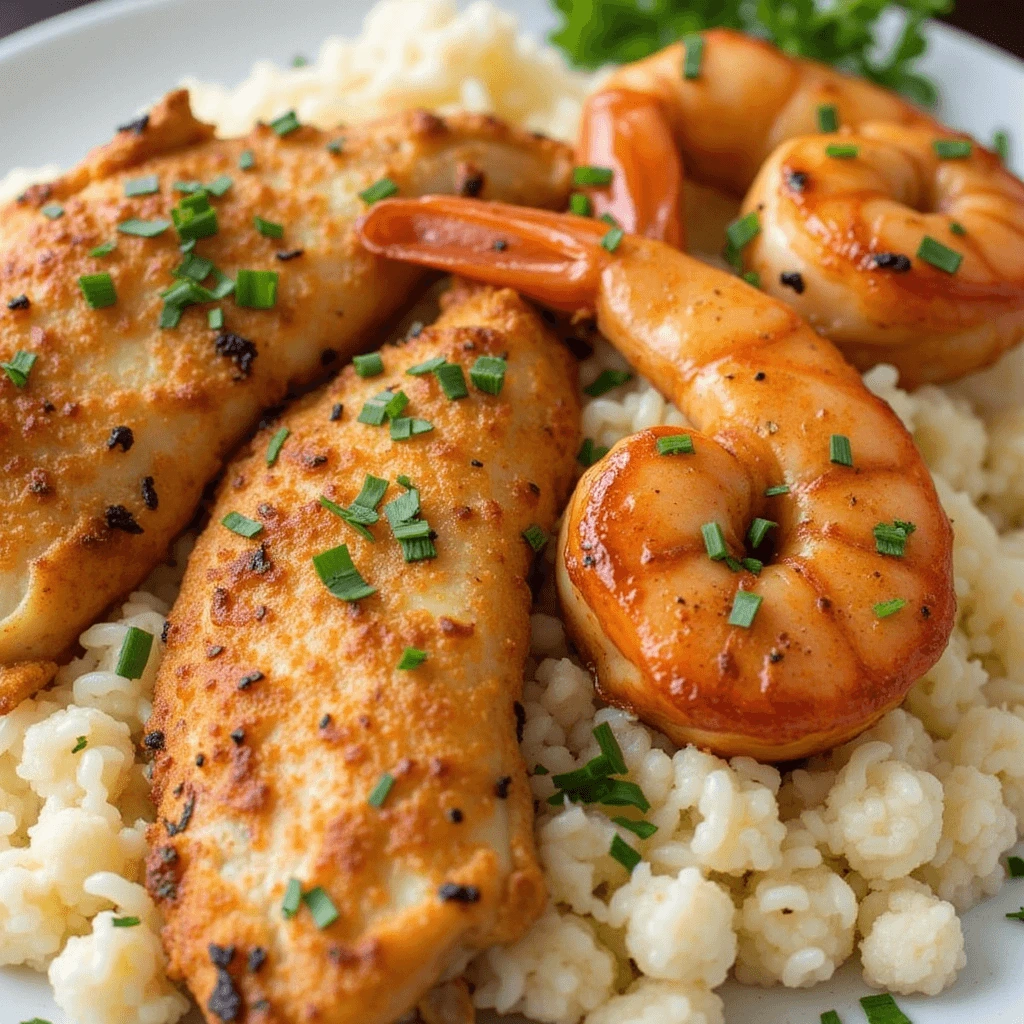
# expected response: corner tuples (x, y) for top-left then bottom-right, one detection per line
(0, 1), (1022, 1022)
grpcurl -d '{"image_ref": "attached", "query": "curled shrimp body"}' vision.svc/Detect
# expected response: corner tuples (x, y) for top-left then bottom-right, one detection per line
(357, 197), (955, 761)
(740, 122), (1024, 387)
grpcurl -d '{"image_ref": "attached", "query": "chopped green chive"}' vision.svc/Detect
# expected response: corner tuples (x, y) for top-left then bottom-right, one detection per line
(359, 177), (399, 205)
(612, 816), (658, 839)
(747, 518), (777, 549)
(266, 426), (290, 465)
(173, 181), (204, 194)
(368, 772), (395, 808)
(254, 215), (284, 239)
(434, 361), (468, 400)
(208, 308), (224, 330)
(282, 878), (302, 918)
(741, 557), (763, 575)
(357, 391), (392, 426)
(820, 1013), (842, 1024)
(382, 390), (408, 420)
(397, 647), (428, 670)
(235, 269), (279, 309)
(1007, 907), (1024, 921)
(313, 543), (376, 600)
(593, 722), (628, 774)
(353, 352), (384, 377)
(569, 192), (592, 216)
(533, 764), (549, 775)
(40, 202), (64, 219)
(90, 240), (117, 257)
(765, 484), (790, 496)
(609, 834), (641, 872)
(829, 434), (853, 467)
(583, 369), (632, 397)
(72, 736), (88, 754)
(572, 165), (613, 186)
(600, 212), (620, 228)
(702, 522), (728, 561)
(859, 993), (911, 1024)
(742, 270), (761, 288)
(993, 130), (1010, 163)
(950, 221), (967, 236)
(1007, 855), (1024, 877)
(222, 511), (263, 538)
(319, 497), (375, 543)
(118, 218), (171, 237)
(352, 474), (388, 511)
(724, 555), (743, 573)
(270, 110), (301, 136)
(389, 417), (434, 441)
(79, 273), (117, 309)
(396, 475), (415, 490)
(873, 519), (916, 557)
(470, 355), (507, 395)
(302, 886), (338, 929)
(523, 524), (548, 553)
(577, 438), (610, 467)
(292, 54), (308, 67)
(725, 211), (761, 262)
(656, 433), (694, 456)
(171, 191), (218, 242)
(682, 33), (704, 79)
(601, 225), (624, 252)
(917, 235), (962, 274)
(728, 589), (762, 628)
(406, 356), (447, 376)
(115, 626), (154, 680)
(112, 916), (141, 928)
(817, 104), (839, 133)
(206, 174), (233, 197)
(874, 598), (907, 619)
(174, 252), (213, 282)
(933, 138), (972, 159)
(825, 143), (859, 159)
(239, 150), (255, 170)
(124, 174), (159, 197)
(1, 350), (37, 388)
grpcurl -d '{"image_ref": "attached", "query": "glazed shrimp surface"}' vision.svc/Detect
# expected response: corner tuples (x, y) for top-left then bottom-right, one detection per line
(357, 197), (956, 761)
(741, 121), (1024, 387)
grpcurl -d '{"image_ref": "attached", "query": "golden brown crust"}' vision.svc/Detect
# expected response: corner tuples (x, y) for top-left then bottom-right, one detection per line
(146, 284), (579, 1023)
(0, 660), (57, 715)
(0, 92), (572, 685)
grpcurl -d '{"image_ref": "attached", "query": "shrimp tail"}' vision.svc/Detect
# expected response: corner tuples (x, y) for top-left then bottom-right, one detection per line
(577, 89), (686, 248)
(358, 197), (611, 312)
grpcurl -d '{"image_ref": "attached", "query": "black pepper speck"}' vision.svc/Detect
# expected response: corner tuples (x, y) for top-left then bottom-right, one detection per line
(143, 730), (165, 751)
(161, 620), (171, 643)
(209, 944), (235, 969)
(514, 701), (525, 744)
(238, 671), (264, 690)
(215, 332), (258, 376)
(494, 776), (512, 799)
(230, 728), (245, 745)
(247, 947), (267, 973)
(785, 169), (808, 192)
(107, 425), (134, 452)
(438, 883), (481, 904)
(248, 544), (271, 574)
(276, 249), (304, 261)
(319, 714), (332, 729)
(141, 475), (159, 510)
(207, 967), (242, 1022)
(196, 754), (206, 767)
(330, 403), (343, 421)
(492, 239), (508, 251)
(207, 645), (224, 659)
(118, 114), (149, 135)
(871, 252), (912, 273)
(446, 808), (464, 823)
(780, 271), (805, 294)
(105, 505), (144, 534)
(6, 295), (30, 311)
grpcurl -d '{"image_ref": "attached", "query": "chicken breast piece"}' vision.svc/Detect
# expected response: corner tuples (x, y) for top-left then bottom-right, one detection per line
(145, 282), (580, 1024)
(0, 90), (572, 699)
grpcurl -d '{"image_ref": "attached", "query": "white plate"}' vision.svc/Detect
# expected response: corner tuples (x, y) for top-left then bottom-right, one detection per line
(1, 3), (1023, 1023)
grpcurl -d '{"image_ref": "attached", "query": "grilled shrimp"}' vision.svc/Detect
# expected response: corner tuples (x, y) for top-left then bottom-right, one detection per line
(740, 122), (1024, 387)
(357, 197), (956, 760)
(576, 27), (937, 238)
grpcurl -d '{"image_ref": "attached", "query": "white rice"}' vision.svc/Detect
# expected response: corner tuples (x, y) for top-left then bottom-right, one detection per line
(0, 2), (1021, 1022)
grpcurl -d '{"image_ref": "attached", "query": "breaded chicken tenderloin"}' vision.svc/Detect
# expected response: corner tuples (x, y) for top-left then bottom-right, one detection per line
(145, 283), (580, 1023)
(0, 90), (571, 707)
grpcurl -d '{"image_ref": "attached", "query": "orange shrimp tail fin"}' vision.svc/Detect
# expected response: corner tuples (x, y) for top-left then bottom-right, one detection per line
(577, 89), (686, 248)
(357, 196), (610, 312)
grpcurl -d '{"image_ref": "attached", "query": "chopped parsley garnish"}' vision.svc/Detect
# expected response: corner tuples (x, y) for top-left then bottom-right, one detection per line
(829, 434), (853, 467)
(682, 33), (704, 79)
(859, 993), (911, 1024)
(577, 438), (610, 467)
(171, 191), (218, 242)
(572, 165), (613, 186)
(124, 174), (159, 197)
(115, 626), (154, 680)
(368, 772), (395, 808)
(269, 110), (301, 136)
(933, 138), (972, 159)
(112, 916), (141, 927)
(222, 512), (263, 538)
(874, 598), (907, 619)
(359, 177), (399, 205)
(90, 240), (117, 257)
(612, 816), (658, 839)
(353, 352), (384, 377)
(407, 356), (447, 376)
(747, 518), (777, 549)
(1, 350), (37, 388)
(728, 590), (762, 628)
(79, 273), (117, 309)
(397, 647), (428, 670)
(313, 543), (376, 600)
(239, 149), (255, 170)
(72, 736), (88, 754)
(817, 103), (839, 132)
(609, 834), (641, 872)
(254, 215), (284, 239)
(206, 174), (233, 197)
(434, 362), (468, 400)
(117, 217), (172, 239)
(282, 878), (302, 918)
(601, 225), (624, 252)
(40, 202), (64, 219)
(522, 524), (548, 553)
(302, 887), (339, 929)
(873, 519), (916, 557)
(702, 522), (728, 561)
(266, 427), (290, 465)
(235, 270), (279, 309)
(917, 235), (963, 274)
(825, 143), (859, 159)
(470, 355), (507, 395)
(765, 484), (790, 496)
(569, 192), (592, 216)
(583, 369), (632, 397)
(657, 433), (694, 456)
